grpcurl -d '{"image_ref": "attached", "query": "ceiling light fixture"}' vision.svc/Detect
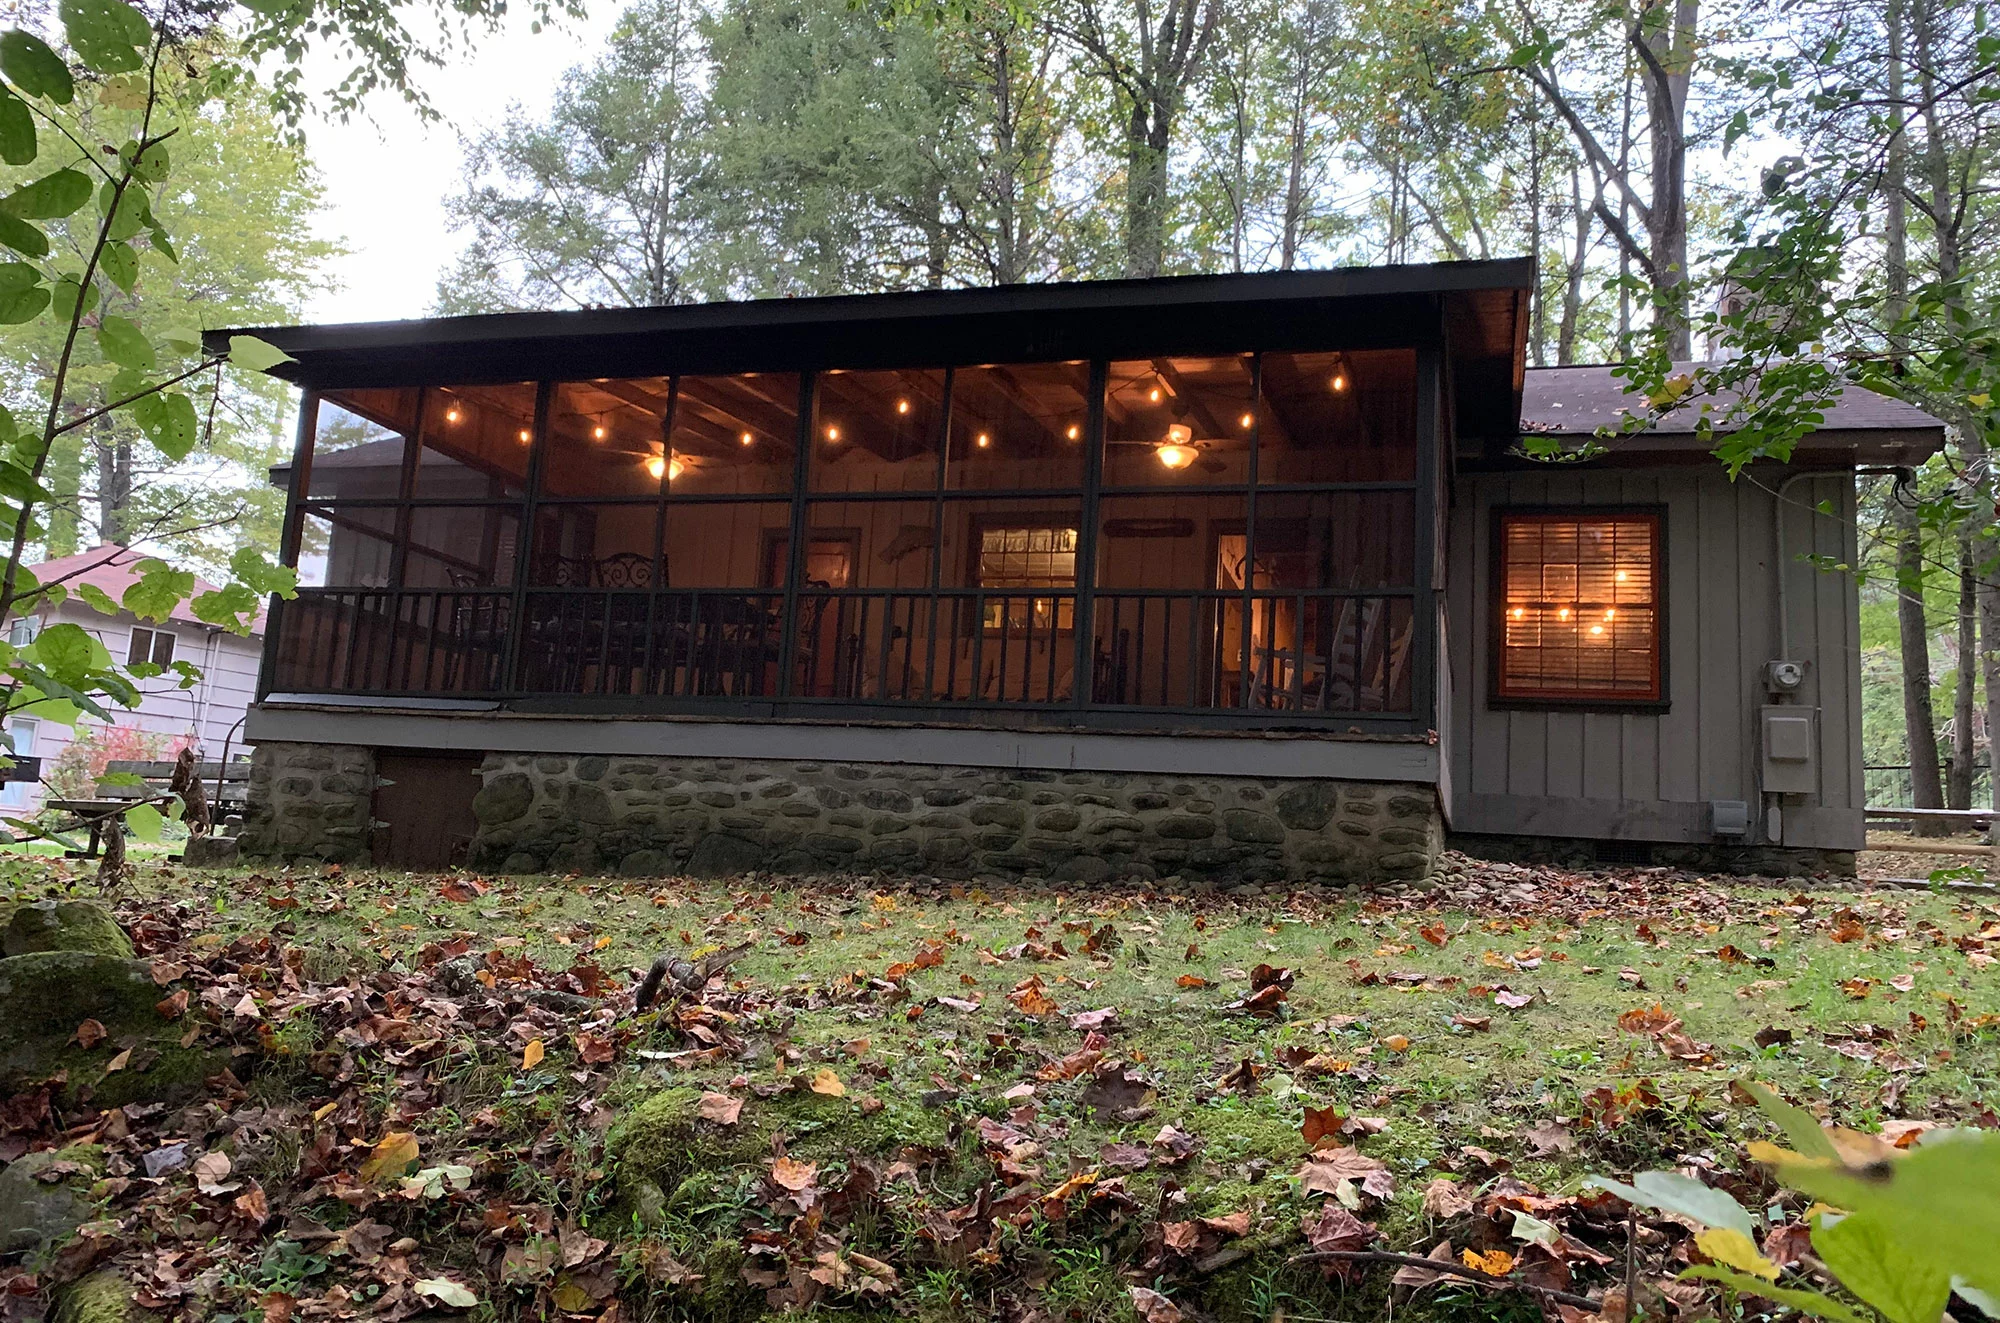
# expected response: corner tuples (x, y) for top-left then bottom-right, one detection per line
(1155, 422), (1197, 470)
(647, 453), (685, 481)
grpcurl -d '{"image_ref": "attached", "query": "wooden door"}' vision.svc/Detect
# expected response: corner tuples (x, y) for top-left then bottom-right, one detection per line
(371, 753), (482, 870)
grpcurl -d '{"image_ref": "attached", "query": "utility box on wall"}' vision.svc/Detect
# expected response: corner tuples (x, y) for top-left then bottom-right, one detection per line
(1760, 706), (1820, 796)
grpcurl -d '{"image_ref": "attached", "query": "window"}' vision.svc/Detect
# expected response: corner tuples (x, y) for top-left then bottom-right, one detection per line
(977, 523), (1076, 632)
(6, 615), (39, 647)
(128, 625), (176, 669)
(1495, 511), (1661, 703)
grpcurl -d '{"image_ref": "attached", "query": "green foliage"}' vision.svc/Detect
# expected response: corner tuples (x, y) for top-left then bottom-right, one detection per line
(0, 3), (318, 854)
(1593, 1082), (2000, 1323)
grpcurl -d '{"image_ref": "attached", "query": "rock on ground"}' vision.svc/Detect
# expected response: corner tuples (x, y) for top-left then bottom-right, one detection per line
(0, 899), (135, 958)
(54, 1268), (141, 1323)
(0, 949), (223, 1108)
(0, 1143), (106, 1253)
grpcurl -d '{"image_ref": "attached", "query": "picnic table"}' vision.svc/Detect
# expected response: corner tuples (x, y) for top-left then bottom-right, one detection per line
(46, 759), (251, 858)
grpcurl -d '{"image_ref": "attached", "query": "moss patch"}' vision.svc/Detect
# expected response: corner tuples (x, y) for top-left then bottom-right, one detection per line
(53, 1269), (139, 1323)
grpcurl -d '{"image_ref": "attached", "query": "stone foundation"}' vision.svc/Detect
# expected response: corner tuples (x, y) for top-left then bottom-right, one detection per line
(237, 742), (378, 863)
(1448, 832), (1857, 878)
(467, 753), (1443, 884)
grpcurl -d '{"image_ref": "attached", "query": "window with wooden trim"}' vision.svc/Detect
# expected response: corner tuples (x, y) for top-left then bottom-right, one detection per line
(128, 625), (176, 670)
(1495, 511), (1661, 703)
(976, 523), (1077, 632)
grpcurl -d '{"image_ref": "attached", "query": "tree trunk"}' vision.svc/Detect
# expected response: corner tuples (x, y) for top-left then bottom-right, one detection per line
(1952, 536), (1976, 808)
(1123, 100), (1162, 277)
(1635, 0), (1695, 357)
(1883, 0), (1946, 829)
(1557, 164), (1589, 365)
(1895, 496), (1947, 828)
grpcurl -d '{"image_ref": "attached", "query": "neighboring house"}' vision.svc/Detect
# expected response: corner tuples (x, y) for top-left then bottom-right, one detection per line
(210, 261), (1944, 877)
(2, 544), (264, 817)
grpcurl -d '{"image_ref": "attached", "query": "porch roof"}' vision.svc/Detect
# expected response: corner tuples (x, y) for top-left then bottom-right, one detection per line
(211, 259), (1534, 446)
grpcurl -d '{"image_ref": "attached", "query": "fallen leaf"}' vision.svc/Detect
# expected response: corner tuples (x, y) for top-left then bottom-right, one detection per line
(770, 1156), (818, 1192)
(1461, 1247), (1515, 1276)
(1420, 1177), (1473, 1220)
(1128, 1286), (1182, 1323)
(522, 1038), (545, 1069)
(155, 989), (188, 1020)
(698, 1092), (744, 1126)
(413, 1278), (479, 1308)
(73, 1019), (107, 1049)
(810, 1067), (847, 1097)
(1392, 1240), (1456, 1288)
(359, 1132), (420, 1186)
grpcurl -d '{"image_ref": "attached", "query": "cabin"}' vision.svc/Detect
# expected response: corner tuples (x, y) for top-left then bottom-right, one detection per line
(211, 260), (1944, 877)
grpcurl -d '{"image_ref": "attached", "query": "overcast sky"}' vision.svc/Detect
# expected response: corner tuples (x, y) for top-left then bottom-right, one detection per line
(295, 5), (618, 326)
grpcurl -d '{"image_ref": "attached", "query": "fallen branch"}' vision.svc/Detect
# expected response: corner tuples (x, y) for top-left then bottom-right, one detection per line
(1290, 1250), (1604, 1311)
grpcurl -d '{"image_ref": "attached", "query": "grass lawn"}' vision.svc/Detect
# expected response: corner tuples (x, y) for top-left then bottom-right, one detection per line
(4, 851), (1997, 1322)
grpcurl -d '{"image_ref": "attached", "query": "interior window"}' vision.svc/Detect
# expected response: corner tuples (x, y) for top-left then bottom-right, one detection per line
(1495, 511), (1662, 703)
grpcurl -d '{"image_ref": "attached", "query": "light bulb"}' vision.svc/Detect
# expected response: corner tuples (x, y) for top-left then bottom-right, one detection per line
(518, 428), (531, 444)
(1558, 607), (1571, 621)
(1065, 424), (1080, 440)
(1148, 387), (1162, 403)
(740, 431), (754, 446)
(1331, 373), (1347, 392)
(646, 455), (665, 479)
(825, 425), (841, 442)
(1155, 443), (1198, 470)
(444, 406), (462, 424)
(647, 454), (685, 481)
(1589, 624), (1605, 636)
(1511, 606), (1525, 619)
(593, 425), (607, 440)
(896, 399), (910, 414)
(976, 432), (991, 448)
(1240, 412), (1254, 429)
(1604, 609), (1616, 620)
(1615, 569), (1628, 582)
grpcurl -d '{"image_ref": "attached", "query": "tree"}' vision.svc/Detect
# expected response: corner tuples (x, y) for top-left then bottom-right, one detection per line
(1, 55), (335, 573)
(439, 0), (710, 311)
(1056, 0), (1220, 278)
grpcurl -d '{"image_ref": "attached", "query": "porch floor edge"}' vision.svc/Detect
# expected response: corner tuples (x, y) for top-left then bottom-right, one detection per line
(243, 704), (1441, 783)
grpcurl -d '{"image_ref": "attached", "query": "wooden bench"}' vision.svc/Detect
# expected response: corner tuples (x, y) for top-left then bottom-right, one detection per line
(46, 759), (251, 858)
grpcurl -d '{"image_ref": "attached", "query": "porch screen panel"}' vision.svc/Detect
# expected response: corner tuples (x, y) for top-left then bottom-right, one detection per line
(1496, 511), (1661, 702)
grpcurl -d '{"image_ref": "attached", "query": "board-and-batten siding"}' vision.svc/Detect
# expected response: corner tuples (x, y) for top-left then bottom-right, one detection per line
(1442, 466), (1864, 852)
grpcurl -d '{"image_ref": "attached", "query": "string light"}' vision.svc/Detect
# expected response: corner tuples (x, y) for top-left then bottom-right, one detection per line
(896, 399), (910, 414)
(518, 428), (531, 444)
(593, 424), (607, 440)
(1330, 371), (1348, 393)
(1511, 606), (1525, 619)
(976, 432), (991, 448)
(1239, 412), (1254, 429)
(1557, 606), (1571, 621)
(1604, 609), (1616, 621)
(825, 425), (841, 442)
(1148, 387), (1162, 403)
(1615, 569), (1628, 582)
(739, 431), (754, 446)
(444, 406), (462, 424)
(1065, 424), (1081, 441)
(1589, 624), (1605, 636)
